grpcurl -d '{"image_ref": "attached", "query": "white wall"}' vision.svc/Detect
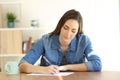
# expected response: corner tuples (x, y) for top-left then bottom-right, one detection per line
(92, 0), (120, 71)
(20, 0), (120, 71)
(20, 0), (96, 30)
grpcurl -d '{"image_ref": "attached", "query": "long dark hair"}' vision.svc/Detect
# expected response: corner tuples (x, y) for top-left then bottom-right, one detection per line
(51, 9), (83, 35)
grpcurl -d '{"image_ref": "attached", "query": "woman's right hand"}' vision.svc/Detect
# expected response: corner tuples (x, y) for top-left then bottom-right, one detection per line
(45, 65), (60, 74)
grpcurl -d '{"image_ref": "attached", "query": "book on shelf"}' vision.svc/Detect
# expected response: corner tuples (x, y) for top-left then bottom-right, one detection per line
(22, 37), (34, 54)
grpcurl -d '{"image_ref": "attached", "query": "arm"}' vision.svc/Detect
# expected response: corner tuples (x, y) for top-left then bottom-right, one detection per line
(59, 35), (102, 72)
(59, 63), (88, 71)
(19, 35), (60, 74)
(19, 62), (59, 74)
(19, 62), (44, 73)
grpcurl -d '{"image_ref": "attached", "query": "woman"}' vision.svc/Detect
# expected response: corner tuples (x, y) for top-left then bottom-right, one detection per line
(19, 9), (102, 74)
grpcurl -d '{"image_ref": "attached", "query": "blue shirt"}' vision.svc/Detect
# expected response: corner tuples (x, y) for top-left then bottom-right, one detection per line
(19, 34), (102, 71)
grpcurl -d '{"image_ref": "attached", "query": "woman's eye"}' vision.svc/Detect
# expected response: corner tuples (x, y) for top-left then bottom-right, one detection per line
(72, 30), (76, 33)
(63, 26), (68, 30)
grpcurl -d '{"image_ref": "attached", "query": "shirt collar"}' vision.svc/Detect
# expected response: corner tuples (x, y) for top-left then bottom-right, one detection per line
(51, 34), (61, 49)
(69, 36), (77, 51)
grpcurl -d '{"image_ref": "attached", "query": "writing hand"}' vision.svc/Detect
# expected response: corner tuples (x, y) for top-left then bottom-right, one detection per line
(47, 65), (59, 74)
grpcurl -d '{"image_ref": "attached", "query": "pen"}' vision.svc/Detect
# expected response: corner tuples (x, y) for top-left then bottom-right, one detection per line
(43, 56), (52, 65)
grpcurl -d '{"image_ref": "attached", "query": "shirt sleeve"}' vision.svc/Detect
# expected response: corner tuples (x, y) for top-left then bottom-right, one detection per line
(84, 36), (102, 71)
(19, 37), (45, 65)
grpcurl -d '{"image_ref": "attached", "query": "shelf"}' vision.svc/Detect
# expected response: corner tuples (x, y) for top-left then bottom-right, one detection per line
(0, 1), (21, 4)
(0, 54), (25, 57)
(0, 27), (48, 30)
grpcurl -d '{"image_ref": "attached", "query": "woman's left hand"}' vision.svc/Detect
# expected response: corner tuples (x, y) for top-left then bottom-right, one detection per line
(59, 66), (67, 71)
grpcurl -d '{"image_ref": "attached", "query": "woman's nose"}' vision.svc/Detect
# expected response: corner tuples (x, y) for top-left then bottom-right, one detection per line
(66, 30), (71, 37)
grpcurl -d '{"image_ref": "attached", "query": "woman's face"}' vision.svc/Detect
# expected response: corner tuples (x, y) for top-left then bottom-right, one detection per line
(59, 19), (79, 45)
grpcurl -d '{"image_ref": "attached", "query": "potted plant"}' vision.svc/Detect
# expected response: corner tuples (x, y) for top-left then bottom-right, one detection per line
(6, 12), (16, 28)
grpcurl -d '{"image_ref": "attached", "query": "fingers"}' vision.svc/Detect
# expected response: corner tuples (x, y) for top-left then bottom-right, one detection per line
(48, 65), (59, 74)
(47, 65), (68, 74)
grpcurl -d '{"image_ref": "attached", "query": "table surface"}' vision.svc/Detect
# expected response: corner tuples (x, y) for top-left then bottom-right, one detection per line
(0, 72), (20, 80)
(0, 71), (120, 80)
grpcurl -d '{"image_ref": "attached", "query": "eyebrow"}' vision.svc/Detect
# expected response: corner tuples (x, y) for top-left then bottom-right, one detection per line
(64, 25), (77, 31)
(72, 29), (77, 30)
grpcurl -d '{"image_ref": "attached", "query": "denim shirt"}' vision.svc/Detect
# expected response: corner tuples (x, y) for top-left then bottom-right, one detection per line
(19, 34), (102, 71)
